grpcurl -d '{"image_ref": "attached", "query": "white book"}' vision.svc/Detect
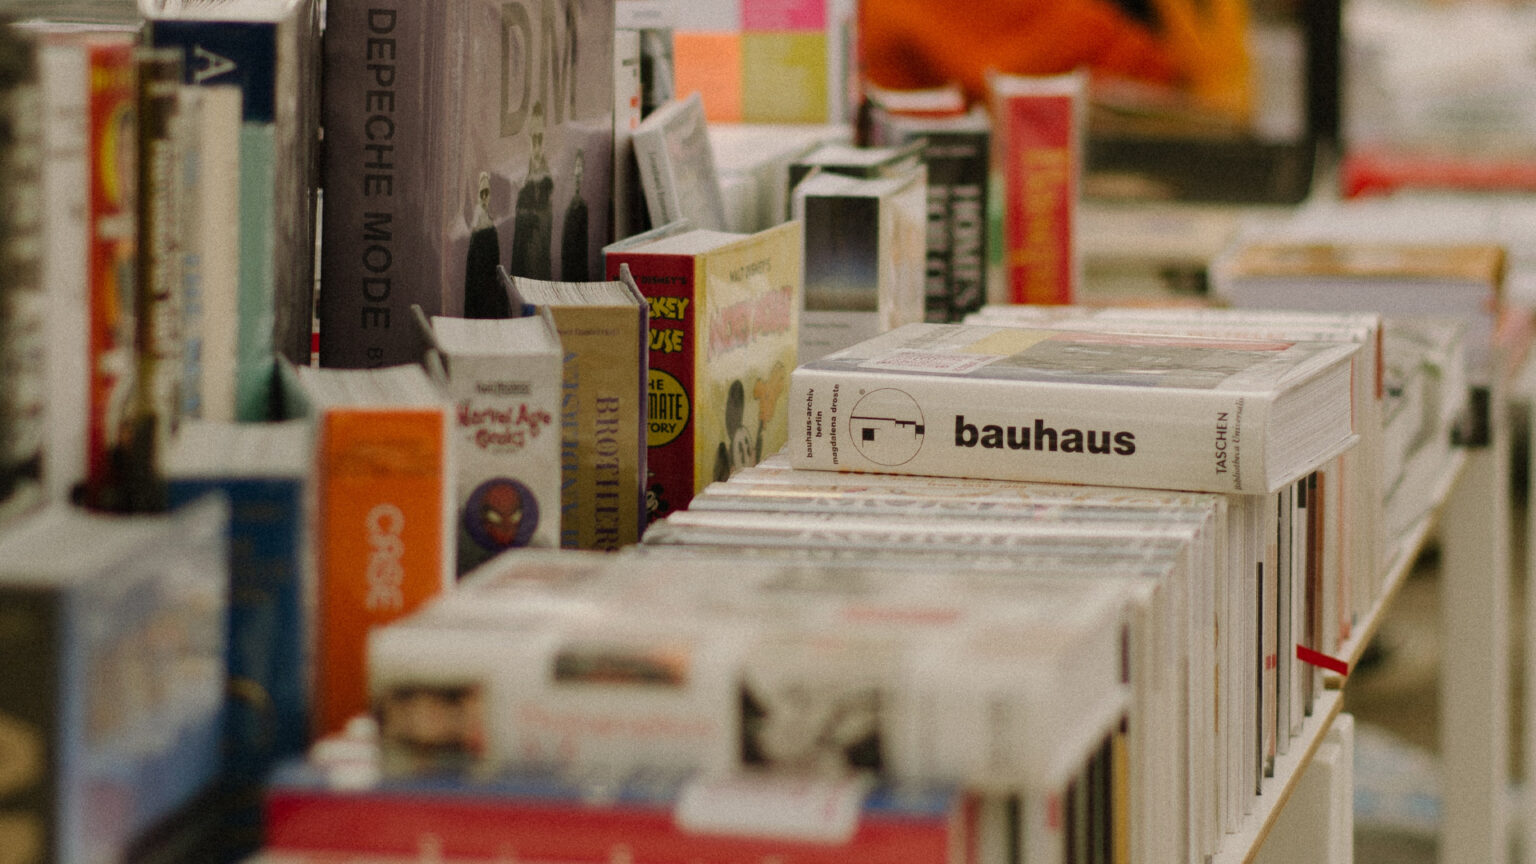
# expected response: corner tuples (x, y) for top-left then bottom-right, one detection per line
(632, 91), (727, 232)
(794, 167), (928, 363)
(370, 549), (1132, 795)
(418, 308), (565, 572)
(639, 509), (1209, 864)
(790, 323), (1360, 496)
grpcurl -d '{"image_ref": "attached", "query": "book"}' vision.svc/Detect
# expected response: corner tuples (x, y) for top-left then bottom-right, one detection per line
(709, 121), (848, 232)
(604, 221), (800, 518)
(84, 46), (183, 514)
(504, 266), (649, 550)
(864, 104), (991, 323)
(370, 548), (1130, 793)
(417, 306), (564, 573)
(785, 139), (924, 207)
(1380, 317), (1469, 556)
(1214, 240), (1505, 385)
(0, 495), (230, 864)
(267, 739), (976, 864)
(318, 0), (616, 368)
(793, 167), (927, 362)
(164, 418), (315, 784)
(631, 91), (728, 232)
(279, 361), (455, 737)
(612, 23), (644, 241)
(171, 84), (243, 424)
(30, 24), (133, 505)
(0, 23), (44, 522)
(986, 70), (1085, 306)
(790, 322), (1359, 496)
(141, 0), (322, 411)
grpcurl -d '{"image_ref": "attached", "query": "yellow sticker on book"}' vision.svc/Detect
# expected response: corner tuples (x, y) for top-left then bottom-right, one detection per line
(648, 369), (691, 447)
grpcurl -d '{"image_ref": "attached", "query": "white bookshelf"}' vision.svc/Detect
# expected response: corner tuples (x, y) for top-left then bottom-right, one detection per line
(1212, 376), (1513, 864)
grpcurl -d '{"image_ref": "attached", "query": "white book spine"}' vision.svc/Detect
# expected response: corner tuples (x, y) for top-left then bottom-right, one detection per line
(790, 367), (1271, 495)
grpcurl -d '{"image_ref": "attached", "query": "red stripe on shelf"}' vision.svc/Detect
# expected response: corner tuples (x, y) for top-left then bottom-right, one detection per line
(1296, 644), (1349, 677)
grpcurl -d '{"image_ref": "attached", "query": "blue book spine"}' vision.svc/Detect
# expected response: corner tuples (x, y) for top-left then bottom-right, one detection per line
(169, 476), (308, 782)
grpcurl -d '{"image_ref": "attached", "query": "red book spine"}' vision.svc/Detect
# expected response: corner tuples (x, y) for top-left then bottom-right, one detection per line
(1001, 93), (1076, 306)
(605, 251), (698, 521)
(266, 792), (962, 864)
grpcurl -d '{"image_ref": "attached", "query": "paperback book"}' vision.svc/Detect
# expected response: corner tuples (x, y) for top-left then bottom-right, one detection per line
(418, 307), (564, 572)
(504, 266), (649, 550)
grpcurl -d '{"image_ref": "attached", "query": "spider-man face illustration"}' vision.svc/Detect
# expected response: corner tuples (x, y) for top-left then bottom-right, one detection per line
(463, 477), (538, 551)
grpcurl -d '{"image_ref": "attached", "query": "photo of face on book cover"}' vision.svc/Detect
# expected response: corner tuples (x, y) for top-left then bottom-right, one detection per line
(860, 0), (1336, 203)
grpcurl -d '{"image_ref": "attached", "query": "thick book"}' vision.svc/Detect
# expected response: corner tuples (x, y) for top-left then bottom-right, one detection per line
(164, 418), (314, 784)
(141, 0), (322, 409)
(0, 24), (43, 522)
(604, 221), (800, 518)
(785, 139), (924, 207)
(504, 266), (649, 550)
(793, 167), (927, 363)
(279, 361), (455, 736)
(865, 104), (991, 323)
(0, 496), (229, 864)
(632, 91), (728, 232)
(267, 752), (976, 864)
(789, 322), (1359, 496)
(986, 70), (1084, 306)
(318, 0), (616, 368)
(418, 307), (564, 573)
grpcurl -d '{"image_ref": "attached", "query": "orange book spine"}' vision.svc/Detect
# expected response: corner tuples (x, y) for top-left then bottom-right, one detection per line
(314, 407), (451, 737)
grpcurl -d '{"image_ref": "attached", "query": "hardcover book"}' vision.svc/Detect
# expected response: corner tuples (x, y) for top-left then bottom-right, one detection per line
(418, 306), (564, 573)
(318, 0), (616, 368)
(504, 266), (649, 550)
(279, 361), (455, 737)
(141, 0), (322, 410)
(604, 221), (800, 518)
(789, 323), (1359, 496)
(793, 166), (927, 362)
(0, 496), (229, 864)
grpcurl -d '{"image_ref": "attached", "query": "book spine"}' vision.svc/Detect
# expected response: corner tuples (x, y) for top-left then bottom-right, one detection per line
(317, 0), (445, 369)
(604, 251), (697, 520)
(0, 42), (44, 515)
(265, 785), (963, 864)
(914, 128), (989, 323)
(0, 586), (62, 864)
(314, 407), (451, 737)
(37, 38), (94, 506)
(612, 27), (643, 241)
(167, 475), (311, 783)
(82, 42), (137, 507)
(997, 88), (1079, 305)
(550, 304), (648, 550)
(789, 368), (1264, 495)
(147, 20), (290, 418)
